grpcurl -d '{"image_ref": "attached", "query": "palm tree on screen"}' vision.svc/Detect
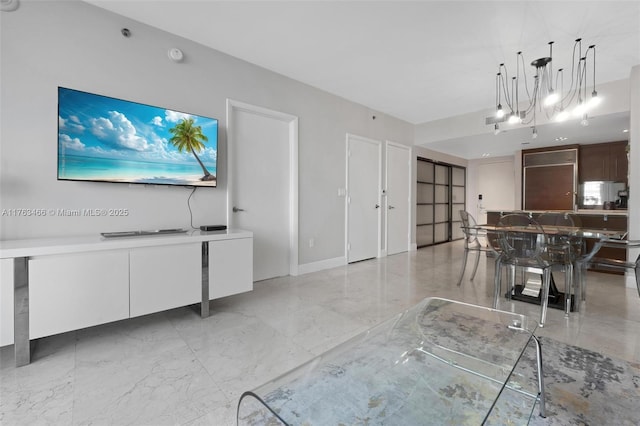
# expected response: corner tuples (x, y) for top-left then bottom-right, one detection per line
(168, 118), (215, 181)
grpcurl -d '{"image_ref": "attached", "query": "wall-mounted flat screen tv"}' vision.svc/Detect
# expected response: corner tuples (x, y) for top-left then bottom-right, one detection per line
(58, 87), (218, 187)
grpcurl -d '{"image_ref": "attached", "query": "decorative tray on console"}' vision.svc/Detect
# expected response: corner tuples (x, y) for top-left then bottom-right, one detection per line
(100, 228), (187, 238)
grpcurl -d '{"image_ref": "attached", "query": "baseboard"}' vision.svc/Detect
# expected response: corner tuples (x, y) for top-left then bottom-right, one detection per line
(410, 243), (418, 251)
(296, 256), (347, 276)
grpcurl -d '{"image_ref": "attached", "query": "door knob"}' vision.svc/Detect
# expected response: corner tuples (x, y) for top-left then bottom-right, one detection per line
(232, 207), (245, 212)
(375, 204), (380, 209)
(388, 205), (395, 210)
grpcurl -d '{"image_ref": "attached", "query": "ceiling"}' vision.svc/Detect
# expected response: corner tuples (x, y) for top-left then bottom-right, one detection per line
(84, 0), (640, 159)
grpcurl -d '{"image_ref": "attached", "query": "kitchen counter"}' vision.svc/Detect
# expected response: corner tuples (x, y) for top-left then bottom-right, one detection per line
(576, 209), (628, 215)
(486, 209), (627, 216)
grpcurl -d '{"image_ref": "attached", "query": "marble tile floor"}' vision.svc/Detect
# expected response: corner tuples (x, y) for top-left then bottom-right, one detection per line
(1, 240), (639, 425)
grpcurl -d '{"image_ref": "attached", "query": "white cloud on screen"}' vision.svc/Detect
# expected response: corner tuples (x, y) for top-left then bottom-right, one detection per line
(59, 133), (85, 151)
(90, 111), (149, 152)
(165, 110), (192, 123)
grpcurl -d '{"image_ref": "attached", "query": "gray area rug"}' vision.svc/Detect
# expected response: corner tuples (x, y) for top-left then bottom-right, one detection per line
(523, 337), (640, 426)
(238, 336), (640, 425)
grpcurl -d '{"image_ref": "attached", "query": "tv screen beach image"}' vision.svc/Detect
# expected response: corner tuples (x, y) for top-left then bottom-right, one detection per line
(58, 87), (218, 187)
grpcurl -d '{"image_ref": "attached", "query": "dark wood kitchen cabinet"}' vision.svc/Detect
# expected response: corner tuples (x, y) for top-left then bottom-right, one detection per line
(522, 146), (578, 211)
(609, 142), (628, 182)
(579, 141), (628, 183)
(524, 164), (575, 210)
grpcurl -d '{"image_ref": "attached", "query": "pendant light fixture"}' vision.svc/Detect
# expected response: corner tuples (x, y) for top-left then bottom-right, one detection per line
(487, 39), (600, 135)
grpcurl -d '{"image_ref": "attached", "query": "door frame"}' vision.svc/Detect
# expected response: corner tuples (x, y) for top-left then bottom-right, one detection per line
(385, 141), (411, 255)
(345, 133), (382, 262)
(226, 99), (299, 276)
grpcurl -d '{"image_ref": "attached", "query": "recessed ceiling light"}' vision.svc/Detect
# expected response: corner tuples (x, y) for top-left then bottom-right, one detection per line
(555, 136), (568, 142)
(623, 129), (629, 133)
(481, 153), (490, 157)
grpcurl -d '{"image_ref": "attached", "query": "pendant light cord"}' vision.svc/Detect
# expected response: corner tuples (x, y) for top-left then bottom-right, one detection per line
(187, 186), (197, 229)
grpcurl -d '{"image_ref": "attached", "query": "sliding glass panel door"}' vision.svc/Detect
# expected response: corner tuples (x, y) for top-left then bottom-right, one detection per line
(434, 164), (449, 244)
(416, 160), (434, 247)
(451, 166), (466, 240)
(416, 158), (466, 248)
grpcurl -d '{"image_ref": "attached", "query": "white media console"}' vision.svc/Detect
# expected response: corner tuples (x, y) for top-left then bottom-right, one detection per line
(0, 229), (253, 366)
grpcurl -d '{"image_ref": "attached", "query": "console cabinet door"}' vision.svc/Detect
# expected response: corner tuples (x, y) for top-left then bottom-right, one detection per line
(130, 244), (201, 317)
(209, 238), (253, 300)
(30, 251), (129, 339)
(1, 259), (15, 346)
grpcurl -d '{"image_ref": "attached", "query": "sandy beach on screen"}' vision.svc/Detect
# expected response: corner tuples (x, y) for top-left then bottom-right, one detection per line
(91, 175), (217, 186)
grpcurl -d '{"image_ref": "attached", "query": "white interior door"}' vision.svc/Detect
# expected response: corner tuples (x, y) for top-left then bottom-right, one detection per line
(386, 142), (411, 255)
(227, 100), (298, 281)
(346, 134), (381, 263)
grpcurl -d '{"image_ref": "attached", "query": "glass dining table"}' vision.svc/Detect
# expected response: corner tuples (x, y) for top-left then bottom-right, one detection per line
(237, 297), (546, 425)
(465, 223), (626, 314)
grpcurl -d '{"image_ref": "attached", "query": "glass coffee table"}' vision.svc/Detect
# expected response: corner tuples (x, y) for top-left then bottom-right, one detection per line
(237, 297), (546, 425)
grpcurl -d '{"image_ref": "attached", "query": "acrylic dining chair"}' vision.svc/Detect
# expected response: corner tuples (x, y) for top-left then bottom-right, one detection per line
(457, 210), (499, 286)
(577, 238), (640, 299)
(536, 212), (583, 315)
(493, 213), (554, 327)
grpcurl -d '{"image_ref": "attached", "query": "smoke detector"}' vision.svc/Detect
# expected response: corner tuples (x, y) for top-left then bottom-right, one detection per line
(168, 48), (184, 63)
(1, 0), (20, 12)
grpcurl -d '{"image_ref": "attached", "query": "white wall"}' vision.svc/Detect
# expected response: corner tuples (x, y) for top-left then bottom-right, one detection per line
(466, 156), (517, 223)
(0, 1), (414, 266)
(627, 65), (639, 289)
(413, 146), (467, 169)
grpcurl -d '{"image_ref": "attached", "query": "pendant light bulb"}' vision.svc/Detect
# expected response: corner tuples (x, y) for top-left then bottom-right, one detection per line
(496, 104), (504, 118)
(532, 127), (538, 139)
(588, 90), (601, 108)
(573, 99), (587, 117)
(580, 114), (589, 126)
(508, 112), (520, 124)
(555, 109), (569, 122)
(494, 123), (500, 135)
(544, 90), (560, 106)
